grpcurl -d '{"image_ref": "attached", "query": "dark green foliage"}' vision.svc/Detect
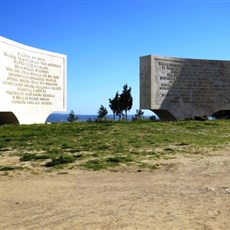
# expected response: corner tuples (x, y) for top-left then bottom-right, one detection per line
(81, 155), (133, 170)
(120, 84), (133, 121)
(109, 91), (122, 121)
(132, 109), (144, 121)
(45, 155), (75, 167)
(20, 153), (53, 161)
(97, 105), (108, 120)
(46, 148), (60, 155)
(106, 156), (132, 164)
(61, 142), (73, 149)
(0, 166), (18, 171)
(81, 159), (107, 170)
(20, 153), (37, 161)
(109, 84), (133, 121)
(0, 143), (9, 151)
(67, 110), (78, 122)
(35, 155), (52, 160)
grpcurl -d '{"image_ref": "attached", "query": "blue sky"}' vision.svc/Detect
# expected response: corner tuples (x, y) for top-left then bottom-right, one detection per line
(1, 0), (230, 115)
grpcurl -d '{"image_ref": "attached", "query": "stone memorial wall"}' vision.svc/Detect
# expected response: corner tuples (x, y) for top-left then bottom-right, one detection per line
(140, 55), (230, 120)
(0, 36), (66, 124)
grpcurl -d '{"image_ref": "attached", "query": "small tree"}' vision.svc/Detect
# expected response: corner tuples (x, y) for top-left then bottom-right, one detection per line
(132, 109), (144, 121)
(109, 92), (119, 121)
(120, 84), (133, 121)
(67, 110), (78, 122)
(97, 105), (108, 120)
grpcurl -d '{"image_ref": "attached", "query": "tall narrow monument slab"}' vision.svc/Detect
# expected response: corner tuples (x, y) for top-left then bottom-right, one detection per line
(0, 36), (66, 124)
(140, 55), (230, 120)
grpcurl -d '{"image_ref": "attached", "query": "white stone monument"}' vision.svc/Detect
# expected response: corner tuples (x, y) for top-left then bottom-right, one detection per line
(0, 36), (66, 124)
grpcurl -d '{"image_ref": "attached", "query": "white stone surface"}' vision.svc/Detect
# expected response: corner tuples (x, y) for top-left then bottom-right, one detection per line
(0, 36), (66, 124)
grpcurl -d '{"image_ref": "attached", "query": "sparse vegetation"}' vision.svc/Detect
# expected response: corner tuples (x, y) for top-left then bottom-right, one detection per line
(0, 120), (230, 172)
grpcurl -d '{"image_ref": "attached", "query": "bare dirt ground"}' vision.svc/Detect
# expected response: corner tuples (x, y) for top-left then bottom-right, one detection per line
(0, 149), (230, 230)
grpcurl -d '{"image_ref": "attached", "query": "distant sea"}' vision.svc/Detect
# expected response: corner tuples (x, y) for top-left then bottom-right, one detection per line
(46, 113), (216, 123)
(46, 113), (138, 123)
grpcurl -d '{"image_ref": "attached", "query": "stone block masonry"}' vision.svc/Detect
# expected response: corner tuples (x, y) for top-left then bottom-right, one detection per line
(140, 55), (230, 120)
(0, 36), (66, 124)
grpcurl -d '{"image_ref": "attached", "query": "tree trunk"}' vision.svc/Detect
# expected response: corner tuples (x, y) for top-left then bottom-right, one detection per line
(113, 112), (115, 121)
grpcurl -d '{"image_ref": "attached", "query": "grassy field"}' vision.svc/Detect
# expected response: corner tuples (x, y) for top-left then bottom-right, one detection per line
(0, 120), (230, 172)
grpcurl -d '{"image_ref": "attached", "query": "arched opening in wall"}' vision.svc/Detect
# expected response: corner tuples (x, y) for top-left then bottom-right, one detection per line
(45, 112), (66, 123)
(151, 109), (177, 121)
(211, 110), (230, 119)
(0, 112), (19, 125)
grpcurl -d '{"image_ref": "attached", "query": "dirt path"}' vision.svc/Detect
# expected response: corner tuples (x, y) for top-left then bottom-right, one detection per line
(0, 150), (230, 230)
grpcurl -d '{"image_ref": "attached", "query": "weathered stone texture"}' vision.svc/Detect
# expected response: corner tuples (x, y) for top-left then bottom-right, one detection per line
(140, 55), (230, 120)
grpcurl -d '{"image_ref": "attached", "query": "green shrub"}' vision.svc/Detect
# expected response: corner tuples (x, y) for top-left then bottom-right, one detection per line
(20, 153), (37, 161)
(20, 152), (53, 161)
(45, 155), (75, 167)
(106, 156), (132, 163)
(0, 166), (18, 171)
(82, 156), (132, 170)
(81, 159), (107, 170)
(34, 154), (51, 160)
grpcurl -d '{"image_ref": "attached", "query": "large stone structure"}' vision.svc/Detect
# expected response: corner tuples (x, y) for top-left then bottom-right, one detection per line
(0, 36), (66, 124)
(140, 55), (230, 120)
